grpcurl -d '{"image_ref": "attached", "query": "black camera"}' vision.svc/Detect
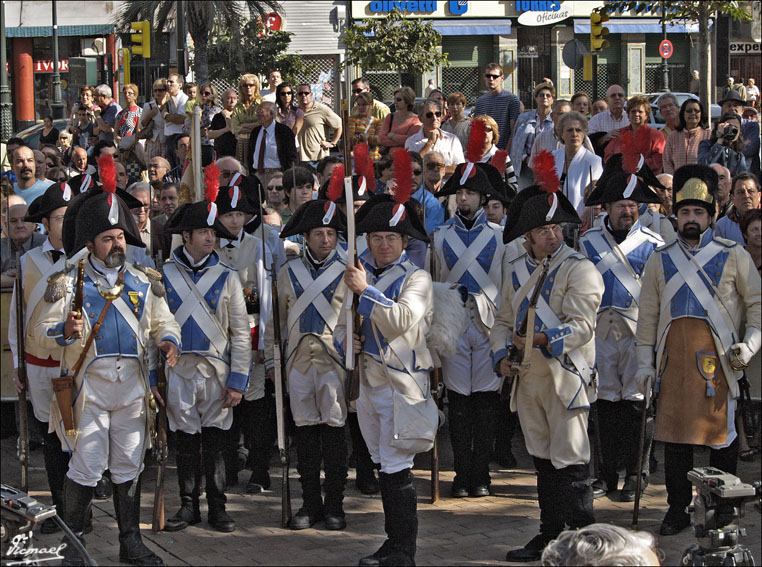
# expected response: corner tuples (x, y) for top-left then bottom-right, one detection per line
(723, 125), (739, 141)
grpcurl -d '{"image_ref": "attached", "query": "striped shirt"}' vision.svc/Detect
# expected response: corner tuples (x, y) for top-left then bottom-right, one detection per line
(587, 109), (629, 134)
(347, 115), (383, 161)
(662, 128), (712, 174)
(473, 89), (521, 150)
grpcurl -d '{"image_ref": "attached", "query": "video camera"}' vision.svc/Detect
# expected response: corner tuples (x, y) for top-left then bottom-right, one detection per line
(682, 467), (760, 566)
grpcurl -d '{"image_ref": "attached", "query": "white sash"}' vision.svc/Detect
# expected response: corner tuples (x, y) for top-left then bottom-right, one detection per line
(372, 263), (424, 377)
(435, 225), (499, 304)
(587, 229), (646, 306)
(514, 257), (593, 384)
(164, 263), (228, 356)
(286, 259), (344, 335)
(659, 242), (737, 357)
(111, 294), (146, 348)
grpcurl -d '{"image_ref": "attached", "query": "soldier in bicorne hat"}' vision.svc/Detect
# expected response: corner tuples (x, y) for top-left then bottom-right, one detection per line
(34, 155), (181, 566)
(159, 165), (251, 534)
(491, 151), (603, 562)
(636, 164), (761, 536)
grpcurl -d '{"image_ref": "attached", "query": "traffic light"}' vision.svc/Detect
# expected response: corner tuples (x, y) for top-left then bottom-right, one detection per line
(130, 21), (151, 58)
(590, 11), (610, 52)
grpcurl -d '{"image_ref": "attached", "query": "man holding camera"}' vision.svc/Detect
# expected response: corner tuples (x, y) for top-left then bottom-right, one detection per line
(636, 164), (761, 536)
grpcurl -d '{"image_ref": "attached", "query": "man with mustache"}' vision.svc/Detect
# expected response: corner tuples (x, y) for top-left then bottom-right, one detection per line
(34, 169), (181, 565)
(12, 145), (54, 204)
(580, 172), (665, 503)
(636, 164), (761, 536)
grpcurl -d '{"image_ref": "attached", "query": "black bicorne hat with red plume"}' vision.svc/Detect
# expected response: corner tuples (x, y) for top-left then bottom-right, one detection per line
(502, 151), (580, 244)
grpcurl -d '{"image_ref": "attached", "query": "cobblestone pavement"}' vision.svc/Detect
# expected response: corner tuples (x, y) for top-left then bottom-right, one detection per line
(1, 425), (760, 566)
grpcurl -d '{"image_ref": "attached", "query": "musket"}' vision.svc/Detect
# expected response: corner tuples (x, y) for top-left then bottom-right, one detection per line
(506, 256), (551, 374)
(341, 81), (361, 403)
(428, 232), (441, 504)
(51, 258), (86, 437)
(632, 373), (653, 531)
(14, 251), (29, 492)
(152, 252), (168, 533)
(258, 178), (291, 528)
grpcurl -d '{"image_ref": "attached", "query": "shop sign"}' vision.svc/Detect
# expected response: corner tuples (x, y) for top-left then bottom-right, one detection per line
(729, 42), (761, 55)
(517, 1), (570, 26)
(368, 1), (468, 15)
(4, 59), (69, 74)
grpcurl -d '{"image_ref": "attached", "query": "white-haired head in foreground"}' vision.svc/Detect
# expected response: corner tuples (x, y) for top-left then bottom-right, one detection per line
(541, 524), (663, 566)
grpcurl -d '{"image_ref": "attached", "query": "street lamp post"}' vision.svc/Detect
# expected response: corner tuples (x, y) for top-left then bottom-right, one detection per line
(0, 0), (14, 141)
(177, 0), (185, 78)
(51, 0), (64, 119)
(661, 0), (669, 92)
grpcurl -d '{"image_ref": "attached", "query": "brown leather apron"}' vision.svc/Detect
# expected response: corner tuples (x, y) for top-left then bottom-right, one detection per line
(654, 318), (729, 446)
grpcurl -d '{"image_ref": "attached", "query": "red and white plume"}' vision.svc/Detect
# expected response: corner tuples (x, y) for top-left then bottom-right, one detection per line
(390, 148), (413, 227)
(492, 149), (509, 176)
(204, 161), (221, 226)
(621, 126), (651, 198)
(461, 118), (489, 184)
(353, 143), (375, 197)
(533, 150), (560, 221)
(97, 154), (119, 225)
(227, 170), (243, 209)
(324, 164), (344, 224)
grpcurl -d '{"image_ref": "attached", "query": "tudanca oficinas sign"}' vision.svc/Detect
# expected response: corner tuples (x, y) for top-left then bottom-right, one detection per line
(516, 1), (571, 26)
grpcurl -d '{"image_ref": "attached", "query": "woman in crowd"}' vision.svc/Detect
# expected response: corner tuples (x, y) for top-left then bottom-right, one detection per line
(57, 130), (72, 165)
(571, 92), (592, 117)
(46, 166), (69, 184)
(115, 83), (142, 149)
(68, 85), (97, 128)
(347, 91), (382, 161)
(198, 82), (221, 166)
(208, 88), (238, 159)
(553, 111), (602, 221)
(472, 114), (518, 194)
(232, 73), (262, 165)
(604, 96), (665, 174)
(374, 153), (395, 195)
(140, 78), (169, 161)
(378, 86), (421, 153)
(662, 98), (711, 175)
(698, 111), (748, 175)
(275, 82), (304, 136)
(441, 91), (470, 149)
(38, 116), (59, 150)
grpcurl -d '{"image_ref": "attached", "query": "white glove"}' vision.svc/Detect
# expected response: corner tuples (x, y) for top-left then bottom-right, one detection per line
(729, 342), (753, 368)
(634, 344), (656, 396)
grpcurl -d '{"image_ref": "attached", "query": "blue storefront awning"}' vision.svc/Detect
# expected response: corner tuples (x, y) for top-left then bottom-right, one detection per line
(432, 19), (511, 36)
(5, 24), (115, 38)
(573, 18), (706, 34)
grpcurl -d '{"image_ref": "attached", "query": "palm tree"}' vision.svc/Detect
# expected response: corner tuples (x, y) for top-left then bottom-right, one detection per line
(116, 0), (281, 85)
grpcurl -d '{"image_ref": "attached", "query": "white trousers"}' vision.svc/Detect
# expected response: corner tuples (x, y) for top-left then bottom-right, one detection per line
(515, 350), (590, 469)
(67, 359), (147, 486)
(244, 360), (266, 402)
(595, 332), (641, 402)
(167, 359), (232, 434)
(288, 366), (347, 427)
(357, 382), (415, 474)
(441, 320), (502, 395)
(27, 364), (58, 423)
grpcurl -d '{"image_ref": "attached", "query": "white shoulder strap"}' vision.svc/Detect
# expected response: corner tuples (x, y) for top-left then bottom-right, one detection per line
(440, 226), (499, 304)
(285, 259), (344, 335)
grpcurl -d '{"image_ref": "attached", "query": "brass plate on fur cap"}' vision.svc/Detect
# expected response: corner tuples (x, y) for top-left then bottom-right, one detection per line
(676, 177), (713, 207)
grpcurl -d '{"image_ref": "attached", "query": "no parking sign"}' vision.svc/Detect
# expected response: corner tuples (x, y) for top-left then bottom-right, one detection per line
(659, 39), (674, 59)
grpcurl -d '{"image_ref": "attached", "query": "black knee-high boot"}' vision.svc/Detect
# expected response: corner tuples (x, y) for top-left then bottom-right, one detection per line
(661, 442), (693, 535)
(560, 464), (595, 529)
(202, 426), (235, 532)
(112, 478), (164, 565)
(60, 478), (94, 566)
(447, 390), (473, 495)
(164, 431), (201, 531)
(321, 424), (348, 530)
(242, 397), (272, 492)
(595, 399), (621, 492)
(349, 412), (379, 494)
(290, 424), (324, 529)
(471, 391), (499, 494)
(41, 428), (70, 534)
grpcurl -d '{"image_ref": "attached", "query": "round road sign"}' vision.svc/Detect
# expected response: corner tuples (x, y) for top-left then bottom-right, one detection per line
(659, 39), (674, 59)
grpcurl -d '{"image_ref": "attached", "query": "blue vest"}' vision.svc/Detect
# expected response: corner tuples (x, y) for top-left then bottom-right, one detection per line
(440, 211), (499, 295)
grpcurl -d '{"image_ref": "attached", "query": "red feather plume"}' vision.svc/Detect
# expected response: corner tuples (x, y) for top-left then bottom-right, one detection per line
(353, 143), (375, 193)
(622, 126), (652, 174)
(492, 149), (509, 175)
(204, 161), (221, 204)
(533, 150), (560, 193)
(465, 118), (488, 164)
(392, 148), (413, 204)
(326, 164), (345, 202)
(97, 154), (116, 195)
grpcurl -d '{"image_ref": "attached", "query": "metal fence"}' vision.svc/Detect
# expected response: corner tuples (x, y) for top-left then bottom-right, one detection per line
(293, 55), (341, 112)
(442, 67), (482, 104)
(573, 63), (621, 101)
(363, 70), (416, 105)
(645, 63), (690, 93)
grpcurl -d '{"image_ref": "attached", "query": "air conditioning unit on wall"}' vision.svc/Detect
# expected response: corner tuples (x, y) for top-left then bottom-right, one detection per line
(81, 38), (106, 56)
